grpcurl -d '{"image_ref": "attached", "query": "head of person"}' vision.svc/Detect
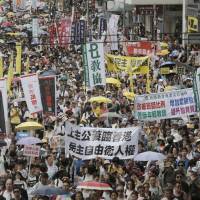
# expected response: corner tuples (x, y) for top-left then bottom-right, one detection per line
(149, 175), (157, 187)
(116, 185), (124, 198)
(137, 185), (145, 197)
(128, 191), (138, 200)
(163, 187), (173, 199)
(62, 179), (70, 192)
(5, 178), (13, 192)
(175, 172), (184, 183)
(13, 186), (21, 199)
(74, 191), (84, 200)
(110, 191), (118, 200)
(46, 154), (54, 166)
(40, 173), (49, 185)
(126, 179), (135, 190)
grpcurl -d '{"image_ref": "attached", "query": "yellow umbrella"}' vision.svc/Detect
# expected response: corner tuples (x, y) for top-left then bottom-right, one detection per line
(89, 96), (112, 103)
(15, 122), (43, 131)
(6, 32), (21, 36)
(123, 92), (135, 100)
(157, 49), (169, 56)
(106, 77), (121, 87)
(160, 42), (168, 49)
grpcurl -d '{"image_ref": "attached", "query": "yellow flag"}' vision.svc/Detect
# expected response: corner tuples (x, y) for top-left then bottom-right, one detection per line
(16, 42), (22, 74)
(188, 16), (198, 32)
(0, 57), (3, 78)
(146, 58), (151, 93)
(25, 56), (30, 73)
(7, 54), (14, 93)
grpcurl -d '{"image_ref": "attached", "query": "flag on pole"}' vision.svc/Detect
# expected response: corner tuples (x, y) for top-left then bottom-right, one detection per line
(0, 56), (3, 78)
(7, 53), (14, 93)
(188, 16), (198, 33)
(16, 42), (22, 74)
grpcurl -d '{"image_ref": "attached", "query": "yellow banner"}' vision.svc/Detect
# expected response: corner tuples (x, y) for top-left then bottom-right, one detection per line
(188, 16), (198, 33)
(16, 42), (22, 74)
(0, 57), (3, 78)
(160, 67), (177, 75)
(106, 54), (149, 72)
(132, 66), (149, 74)
(7, 54), (14, 93)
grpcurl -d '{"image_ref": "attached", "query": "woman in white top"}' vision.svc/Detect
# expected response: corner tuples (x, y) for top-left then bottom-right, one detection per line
(1, 178), (14, 200)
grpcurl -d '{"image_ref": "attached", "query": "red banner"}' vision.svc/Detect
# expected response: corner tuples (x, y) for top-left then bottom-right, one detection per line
(57, 17), (71, 48)
(127, 41), (154, 56)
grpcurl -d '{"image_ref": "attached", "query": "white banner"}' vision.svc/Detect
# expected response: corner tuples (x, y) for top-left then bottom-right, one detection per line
(21, 74), (43, 114)
(193, 68), (200, 112)
(65, 123), (140, 160)
(0, 79), (8, 133)
(135, 88), (196, 121)
(107, 14), (120, 51)
(23, 145), (40, 157)
(84, 42), (106, 88)
(32, 18), (39, 44)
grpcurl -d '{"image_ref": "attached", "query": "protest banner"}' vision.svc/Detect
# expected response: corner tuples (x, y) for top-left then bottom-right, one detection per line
(188, 16), (198, 33)
(127, 41), (154, 56)
(32, 18), (39, 44)
(106, 54), (149, 72)
(39, 76), (56, 116)
(0, 91), (5, 134)
(57, 17), (71, 48)
(0, 79), (8, 133)
(21, 74), (43, 114)
(135, 88), (196, 121)
(107, 14), (119, 51)
(83, 42), (106, 88)
(65, 123), (140, 160)
(23, 145), (40, 157)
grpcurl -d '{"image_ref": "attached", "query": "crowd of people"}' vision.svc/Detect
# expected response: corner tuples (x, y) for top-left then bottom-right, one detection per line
(0, 0), (200, 200)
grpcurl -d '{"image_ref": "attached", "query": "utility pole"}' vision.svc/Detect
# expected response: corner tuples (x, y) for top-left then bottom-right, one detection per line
(182, 0), (186, 47)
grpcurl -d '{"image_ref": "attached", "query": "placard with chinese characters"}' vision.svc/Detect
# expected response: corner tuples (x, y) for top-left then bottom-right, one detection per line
(65, 123), (140, 160)
(135, 88), (196, 121)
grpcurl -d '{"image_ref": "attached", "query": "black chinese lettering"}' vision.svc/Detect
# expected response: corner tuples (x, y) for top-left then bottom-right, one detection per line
(76, 145), (84, 155)
(94, 144), (104, 155)
(121, 131), (132, 141)
(74, 130), (81, 140)
(69, 142), (76, 152)
(114, 145), (124, 156)
(85, 146), (94, 155)
(101, 131), (113, 142)
(91, 130), (102, 141)
(125, 145), (135, 156)
(104, 146), (114, 156)
(82, 131), (91, 141)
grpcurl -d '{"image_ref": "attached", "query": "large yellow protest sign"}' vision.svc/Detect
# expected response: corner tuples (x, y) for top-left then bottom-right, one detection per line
(7, 54), (14, 93)
(106, 54), (149, 72)
(188, 16), (198, 33)
(0, 57), (3, 78)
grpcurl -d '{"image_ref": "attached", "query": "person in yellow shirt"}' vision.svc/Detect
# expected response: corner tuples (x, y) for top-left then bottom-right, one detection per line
(10, 102), (21, 131)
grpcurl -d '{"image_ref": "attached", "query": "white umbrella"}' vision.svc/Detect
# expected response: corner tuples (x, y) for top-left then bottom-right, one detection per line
(17, 136), (42, 145)
(134, 151), (166, 161)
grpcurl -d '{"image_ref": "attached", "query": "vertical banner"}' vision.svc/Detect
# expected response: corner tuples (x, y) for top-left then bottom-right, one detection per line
(0, 56), (3, 78)
(32, 18), (39, 44)
(0, 79), (8, 134)
(39, 76), (56, 116)
(70, 22), (76, 44)
(16, 42), (22, 74)
(193, 68), (200, 112)
(99, 17), (107, 39)
(79, 20), (86, 44)
(0, 91), (5, 133)
(57, 17), (71, 48)
(84, 42), (106, 88)
(75, 21), (80, 45)
(107, 14), (120, 51)
(49, 24), (56, 47)
(7, 53), (14, 93)
(21, 74), (43, 114)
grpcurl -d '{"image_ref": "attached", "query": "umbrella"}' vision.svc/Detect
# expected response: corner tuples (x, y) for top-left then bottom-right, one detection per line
(77, 181), (112, 191)
(31, 185), (69, 196)
(157, 49), (169, 56)
(17, 136), (42, 145)
(100, 112), (122, 119)
(134, 151), (166, 161)
(88, 96), (112, 103)
(106, 78), (121, 87)
(15, 122), (43, 131)
(1, 21), (14, 27)
(160, 42), (168, 49)
(60, 75), (68, 81)
(123, 92), (135, 100)
(160, 61), (176, 67)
